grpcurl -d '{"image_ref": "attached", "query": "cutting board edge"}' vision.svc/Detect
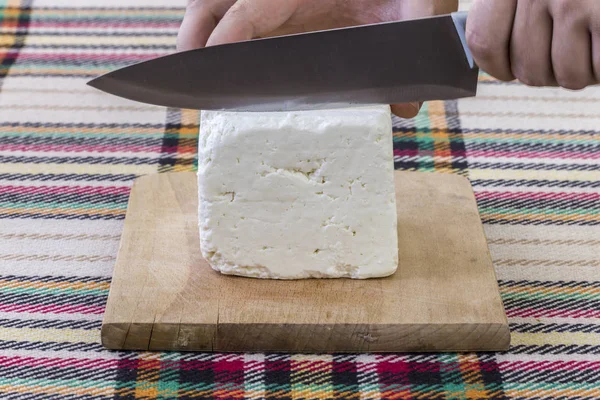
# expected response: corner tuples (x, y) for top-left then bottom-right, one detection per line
(101, 321), (510, 353)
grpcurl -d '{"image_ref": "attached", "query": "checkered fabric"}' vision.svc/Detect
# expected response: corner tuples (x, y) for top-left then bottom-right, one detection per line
(0, 0), (599, 399)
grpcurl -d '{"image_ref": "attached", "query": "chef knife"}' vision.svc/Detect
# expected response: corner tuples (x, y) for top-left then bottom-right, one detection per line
(88, 11), (476, 112)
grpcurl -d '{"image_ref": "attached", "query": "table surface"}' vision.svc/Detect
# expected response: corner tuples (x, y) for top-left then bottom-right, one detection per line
(0, 0), (598, 399)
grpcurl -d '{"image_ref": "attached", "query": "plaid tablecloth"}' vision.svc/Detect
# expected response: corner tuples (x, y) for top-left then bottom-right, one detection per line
(0, 0), (599, 399)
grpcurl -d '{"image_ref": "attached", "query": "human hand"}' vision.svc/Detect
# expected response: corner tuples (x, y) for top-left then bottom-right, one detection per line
(177, 0), (458, 118)
(467, 0), (600, 90)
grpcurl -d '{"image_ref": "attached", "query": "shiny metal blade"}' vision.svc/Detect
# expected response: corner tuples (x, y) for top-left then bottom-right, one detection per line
(88, 12), (477, 111)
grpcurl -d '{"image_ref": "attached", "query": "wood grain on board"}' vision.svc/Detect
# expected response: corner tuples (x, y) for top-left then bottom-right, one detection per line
(102, 171), (509, 352)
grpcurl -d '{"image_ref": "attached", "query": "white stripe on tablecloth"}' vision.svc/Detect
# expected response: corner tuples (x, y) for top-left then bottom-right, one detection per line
(0, 220), (122, 278)
(32, 0), (187, 7)
(0, 348), (121, 361)
(0, 311), (104, 323)
(0, 180), (135, 189)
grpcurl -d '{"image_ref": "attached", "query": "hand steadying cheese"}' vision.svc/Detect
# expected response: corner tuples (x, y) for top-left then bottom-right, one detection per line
(198, 105), (398, 279)
(178, 0), (460, 118)
(178, 0), (600, 95)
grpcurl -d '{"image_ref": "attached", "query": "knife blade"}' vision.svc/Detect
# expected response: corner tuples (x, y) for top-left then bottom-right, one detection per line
(88, 12), (477, 112)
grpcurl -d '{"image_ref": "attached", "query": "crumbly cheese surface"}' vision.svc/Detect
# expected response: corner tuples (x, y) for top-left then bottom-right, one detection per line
(198, 105), (398, 279)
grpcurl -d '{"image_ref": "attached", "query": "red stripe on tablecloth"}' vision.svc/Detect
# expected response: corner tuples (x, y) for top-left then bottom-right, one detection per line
(507, 307), (600, 318)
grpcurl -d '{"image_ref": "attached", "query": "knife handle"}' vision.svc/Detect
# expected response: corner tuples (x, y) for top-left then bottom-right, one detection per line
(451, 11), (475, 69)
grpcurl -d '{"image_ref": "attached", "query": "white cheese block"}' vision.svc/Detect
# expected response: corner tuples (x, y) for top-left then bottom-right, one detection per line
(197, 105), (398, 279)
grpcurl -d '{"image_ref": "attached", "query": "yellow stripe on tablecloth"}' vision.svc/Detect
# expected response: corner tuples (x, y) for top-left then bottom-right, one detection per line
(0, 278), (110, 291)
(0, 163), (158, 175)
(482, 211), (599, 224)
(0, 35), (17, 47)
(290, 355), (333, 400)
(165, 164), (196, 173)
(468, 169), (600, 182)
(511, 332), (600, 346)
(0, 384), (114, 398)
(0, 327), (99, 344)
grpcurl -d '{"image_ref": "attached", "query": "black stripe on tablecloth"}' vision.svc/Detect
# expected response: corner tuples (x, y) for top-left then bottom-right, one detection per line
(0, 191), (129, 206)
(465, 142), (598, 155)
(510, 323), (600, 334)
(0, 212), (125, 220)
(0, 291), (107, 308)
(0, 173), (137, 182)
(476, 197), (599, 212)
(0, 155), (159, 165)
(1, 135), (164, 147)
(468, 161), (599, 172)
(0, 339), (104, 352)
(0, 275), (111, 284)
(0, 318), (101, 330)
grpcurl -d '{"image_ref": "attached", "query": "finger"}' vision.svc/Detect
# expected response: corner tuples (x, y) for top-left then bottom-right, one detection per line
(550, 2), (594, 90)
(206, 0), (299, 46)
(391, 102), (421, 119)
(177, 0), (236, 51)
(592, 19), (600, 83)
(466, 0), (518, 81)
(594, 34), (600, 83)
(399, 0), (458, 18)
(510, 1), (556, 86)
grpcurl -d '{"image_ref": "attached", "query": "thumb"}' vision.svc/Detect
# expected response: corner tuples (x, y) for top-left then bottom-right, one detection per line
(391, 102), (422, 119)
(177, 0), (236, 51)
(206, 0), (299, 46)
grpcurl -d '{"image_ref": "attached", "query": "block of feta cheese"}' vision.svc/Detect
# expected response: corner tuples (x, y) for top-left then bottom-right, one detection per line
(197, 105), (398, 279)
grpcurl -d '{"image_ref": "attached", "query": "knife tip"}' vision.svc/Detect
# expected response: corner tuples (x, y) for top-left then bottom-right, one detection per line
(86, 77), (100, 89)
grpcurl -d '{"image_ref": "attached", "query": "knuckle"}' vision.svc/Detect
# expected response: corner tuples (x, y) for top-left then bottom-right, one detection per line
(552, 0), (578, 19)
(512, 66), (544, 87)
(555, 73), (587, 90)
(529, 0), (550, 17)
(187, 0), (204, 9)
(558, 80), (587, 90)
(228, 0), (250, 14)
(467, 33), (513, 81)
(516, 75), (538, 87)
(466, 30), (495, 62)
(552, 0), (587, 28)
(592, 17), (600, 35)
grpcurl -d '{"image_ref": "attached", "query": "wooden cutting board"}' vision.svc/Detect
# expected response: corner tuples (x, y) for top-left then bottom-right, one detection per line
(102, 171), (509, 353)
